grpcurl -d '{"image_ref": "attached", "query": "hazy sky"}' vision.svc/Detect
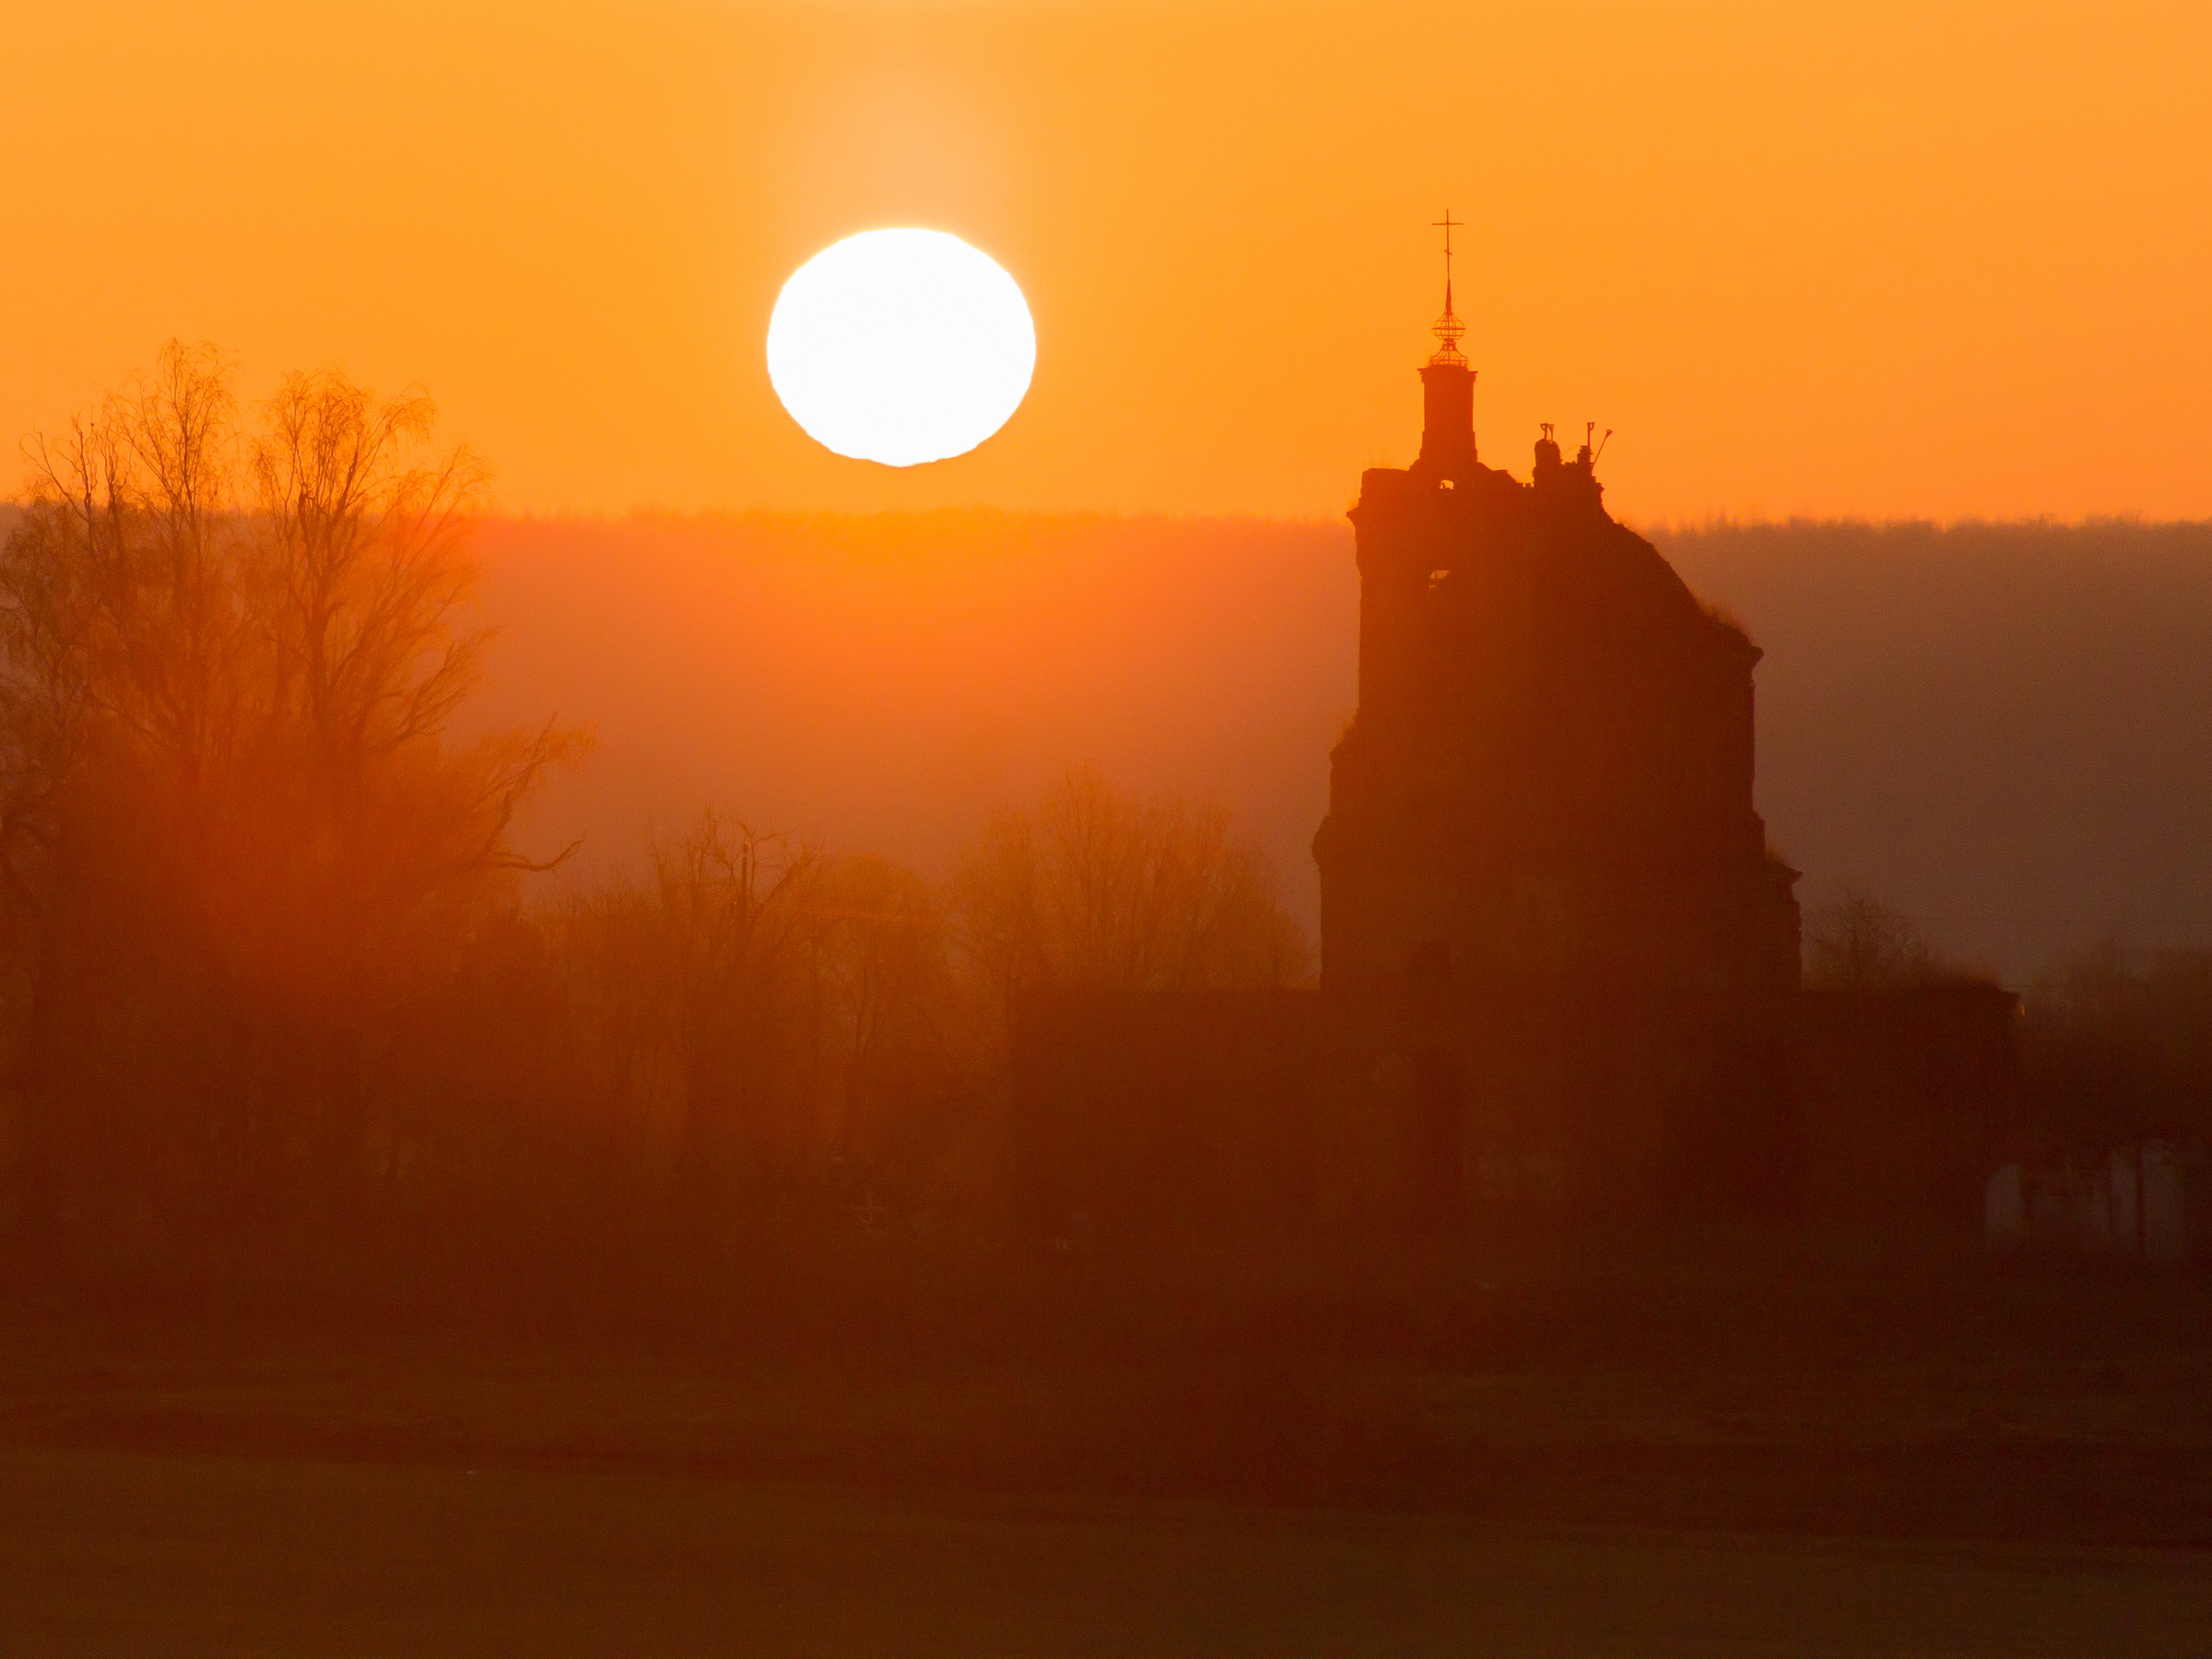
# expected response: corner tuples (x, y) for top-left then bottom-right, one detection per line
(9, 0), (2207, 523)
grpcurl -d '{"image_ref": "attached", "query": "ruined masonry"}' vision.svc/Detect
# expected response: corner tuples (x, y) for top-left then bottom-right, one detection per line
(1316, 282), (1800, 1002)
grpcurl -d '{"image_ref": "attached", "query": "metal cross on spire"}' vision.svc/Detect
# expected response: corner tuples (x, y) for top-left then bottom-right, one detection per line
(1433, 208), (1463, 311)
(1429, 209), (1467, 365)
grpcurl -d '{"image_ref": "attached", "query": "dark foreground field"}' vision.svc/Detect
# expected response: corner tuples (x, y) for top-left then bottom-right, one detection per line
(7, 1446), (2211, 1658)
(4, 1240), (2209, 1653)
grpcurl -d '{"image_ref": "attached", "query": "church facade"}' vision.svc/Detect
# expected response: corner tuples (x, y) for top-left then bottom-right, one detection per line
(1299, 281), (1806, 1224)
(1317, 301), (1800, 1004)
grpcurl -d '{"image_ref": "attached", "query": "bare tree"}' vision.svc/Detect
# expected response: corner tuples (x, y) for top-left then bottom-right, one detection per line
(804, 853), (970, 1206)
(1, 346), (242, 910)
(0, 343), (582, 1234)
(1803, 888), (1939, 989)
(952, 768), (1310, 1012)
(235, 365), (580, 991)
(645, 810), (826, 1199)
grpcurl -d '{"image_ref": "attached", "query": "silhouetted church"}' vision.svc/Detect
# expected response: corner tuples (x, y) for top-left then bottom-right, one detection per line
(1317, 272), (1800, 1006)
(1014, 256), (1828, 1231)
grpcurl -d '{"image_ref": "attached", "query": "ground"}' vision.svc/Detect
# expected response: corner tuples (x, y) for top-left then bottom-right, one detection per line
(3, 1236), (2208, 1653)
(6, 1448), (2212, 1657)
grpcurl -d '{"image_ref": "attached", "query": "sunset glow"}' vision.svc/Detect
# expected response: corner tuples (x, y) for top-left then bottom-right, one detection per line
(8, 2), (2212, 1635)
(767, 229), (1034, 468)
(10, 1), (2206, 520)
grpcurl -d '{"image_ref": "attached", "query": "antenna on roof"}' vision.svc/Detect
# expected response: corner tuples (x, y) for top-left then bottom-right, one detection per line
(1594, 429), (1614, 463)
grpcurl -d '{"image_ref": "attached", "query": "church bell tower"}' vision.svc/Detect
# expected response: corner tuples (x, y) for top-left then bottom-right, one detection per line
(1415, 209), (1477, 481)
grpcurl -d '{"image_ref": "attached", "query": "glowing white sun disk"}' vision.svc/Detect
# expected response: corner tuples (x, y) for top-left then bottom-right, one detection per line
(767, 229), (1035, 467)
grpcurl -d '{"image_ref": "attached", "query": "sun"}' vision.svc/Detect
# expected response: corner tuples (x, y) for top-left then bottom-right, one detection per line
(766, 229), (1036, 468)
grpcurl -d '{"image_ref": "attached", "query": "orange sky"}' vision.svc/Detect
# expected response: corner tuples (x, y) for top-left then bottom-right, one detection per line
(8, 0), (2207, 524)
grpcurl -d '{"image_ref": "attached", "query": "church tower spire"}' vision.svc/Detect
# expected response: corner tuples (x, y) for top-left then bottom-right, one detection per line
(1430, 209), (1467, 367)
(1416, 209), (1477, 477)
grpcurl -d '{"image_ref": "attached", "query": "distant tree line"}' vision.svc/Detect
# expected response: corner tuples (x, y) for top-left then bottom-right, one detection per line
(1804, 888), (2212, 1152)
(0, 347), (1309, 1285)
(2018, 942), (2212, 1153)
(4, 349), (2199, 1288)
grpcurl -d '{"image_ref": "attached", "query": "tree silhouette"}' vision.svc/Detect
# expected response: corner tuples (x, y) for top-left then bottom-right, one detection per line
(952, 767), (1309, 1014)
(1803, 888), (1938, 989)
(0, 343), (580, 1238)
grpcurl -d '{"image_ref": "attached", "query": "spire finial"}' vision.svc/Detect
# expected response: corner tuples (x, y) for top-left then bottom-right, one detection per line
(1429, 209), (1467, 366)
